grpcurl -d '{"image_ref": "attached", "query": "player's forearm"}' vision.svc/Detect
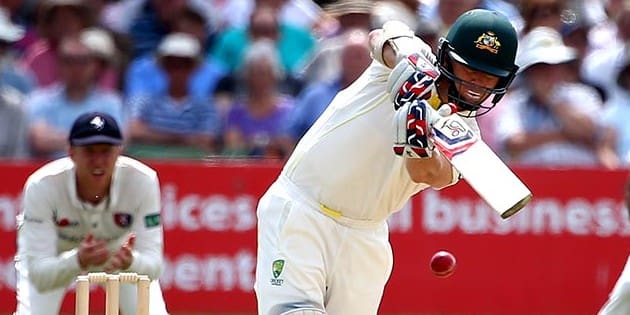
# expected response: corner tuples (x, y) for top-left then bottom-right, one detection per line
(552, 103), (598, 142)
(405, 151), (454, 188)
(29, 124), (68, 155)
(25, 249), (82, 292)
(128, 120), (180, 144)
(504, 131), (565, 156)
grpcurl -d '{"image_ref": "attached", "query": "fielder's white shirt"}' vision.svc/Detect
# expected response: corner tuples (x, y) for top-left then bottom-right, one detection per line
(283, 61), (474, 222)
(15, 156), (164, 292)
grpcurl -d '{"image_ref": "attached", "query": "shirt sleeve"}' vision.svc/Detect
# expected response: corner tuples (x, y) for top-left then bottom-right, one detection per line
(18, 179), (83, 292)
(125, 171), (164, 280)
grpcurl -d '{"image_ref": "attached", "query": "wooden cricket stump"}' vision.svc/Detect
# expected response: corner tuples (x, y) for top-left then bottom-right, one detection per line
(75, 272), (150, 315)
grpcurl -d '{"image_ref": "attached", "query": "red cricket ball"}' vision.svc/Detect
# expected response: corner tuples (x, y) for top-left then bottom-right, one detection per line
(430, 250), (456, 278)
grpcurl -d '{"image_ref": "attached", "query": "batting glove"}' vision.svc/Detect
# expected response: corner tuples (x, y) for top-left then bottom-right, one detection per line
(387, 53), (440, 111)
(393, 99), (438, 159)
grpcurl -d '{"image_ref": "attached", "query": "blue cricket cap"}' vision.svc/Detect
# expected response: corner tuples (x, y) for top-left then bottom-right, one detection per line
(68, 112), (123, 146)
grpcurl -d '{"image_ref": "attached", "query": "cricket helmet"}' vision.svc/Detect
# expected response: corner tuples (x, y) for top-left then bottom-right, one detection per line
(437, 9), (519, 115)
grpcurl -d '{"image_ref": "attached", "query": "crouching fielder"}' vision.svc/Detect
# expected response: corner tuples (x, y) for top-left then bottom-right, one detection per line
(14, 112), (169, 315)
(254, 9), (520, 315)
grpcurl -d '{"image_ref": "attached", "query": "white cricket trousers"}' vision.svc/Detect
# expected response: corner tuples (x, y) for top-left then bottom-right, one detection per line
(14, 260), (170, 315)
(255, 176), (394, 315)
(599, 254), (630, 315)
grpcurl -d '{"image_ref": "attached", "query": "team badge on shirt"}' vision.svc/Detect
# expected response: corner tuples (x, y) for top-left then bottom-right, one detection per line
(270, 259), (285, 286)
(474, 32), (501, 54)
(113, 213), (134, 228)
(55, 217), (79, 227)
(53, 210), (79, 227)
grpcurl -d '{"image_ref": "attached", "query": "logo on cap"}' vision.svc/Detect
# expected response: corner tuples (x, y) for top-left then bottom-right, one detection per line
(68, 112), (123, 146)
(474, 32), (501, 54)
(90, 116), (105, 130)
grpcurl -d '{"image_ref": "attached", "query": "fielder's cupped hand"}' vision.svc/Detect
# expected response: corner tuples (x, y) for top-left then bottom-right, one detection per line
(393, 99), (438, 159)
(78, 234), (110, 270)
(104, 233), (136, 273)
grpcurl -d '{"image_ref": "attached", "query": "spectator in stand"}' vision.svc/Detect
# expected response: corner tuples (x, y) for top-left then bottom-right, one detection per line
(209, 0), (323, 32)
(209, 3), (316, 95)
(518, 0), (566, 35)
(583, 2), (630, 101)
(284, 28), (371, 146)
(126, 33), (219, 159)
(124, 7), (226, 100)
(8, 0), (45, 55)
(495, 27), (618, 169)
(79, 26), (120, 90)
(20, 0), (93, 88)
(0, 6), (35, 99)
(603, 52), (630, 166)
(322, 0), (372, 34)
(103, 0), (199, 58)
(172, 4), (214, 53)
(25, 35), (124, 160)
(561, 13), (608, 103)
(0, 6), (33, 159)
(0, 92), (29, 159)
(419, 0), (482, 38)
(372, 0), (421, 31)
(221, 39), (294, 158)
(420, 0), (523, 35)
(300, 0), (372, 84)
(102, 0), (216, 59)
(83, 0), (133, 64)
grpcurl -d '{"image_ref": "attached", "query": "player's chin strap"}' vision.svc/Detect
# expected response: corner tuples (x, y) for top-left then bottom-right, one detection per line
(370, 20), (435, 68)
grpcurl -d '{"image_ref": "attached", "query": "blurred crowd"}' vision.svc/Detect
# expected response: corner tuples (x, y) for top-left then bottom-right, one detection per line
(0, 0), (629, 169)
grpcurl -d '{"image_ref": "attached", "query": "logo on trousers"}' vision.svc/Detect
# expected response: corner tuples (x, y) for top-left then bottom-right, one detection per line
(271, 259), (285, 286)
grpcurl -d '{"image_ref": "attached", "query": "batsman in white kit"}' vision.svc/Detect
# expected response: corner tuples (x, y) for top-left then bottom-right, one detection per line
(255, 9), (524, 315)
(14, 112), (169, 315)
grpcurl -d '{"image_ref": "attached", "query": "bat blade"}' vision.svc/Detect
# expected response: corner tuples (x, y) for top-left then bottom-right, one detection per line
(431, 114), (532, 219)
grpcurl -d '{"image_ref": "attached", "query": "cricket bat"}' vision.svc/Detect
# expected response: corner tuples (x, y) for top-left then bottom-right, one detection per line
(430, 107), (532, 219)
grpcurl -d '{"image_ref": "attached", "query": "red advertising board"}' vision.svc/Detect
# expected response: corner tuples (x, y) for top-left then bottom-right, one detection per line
(0, 160), (628, 315)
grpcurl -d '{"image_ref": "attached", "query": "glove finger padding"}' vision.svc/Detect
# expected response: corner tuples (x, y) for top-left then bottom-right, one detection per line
(393, 99), (437, 159)
(387, 53), (440, 111)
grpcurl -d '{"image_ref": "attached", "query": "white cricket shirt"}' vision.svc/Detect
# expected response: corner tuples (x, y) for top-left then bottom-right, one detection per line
(282, 61), (433, 222)
(15, 156), (164, 292)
